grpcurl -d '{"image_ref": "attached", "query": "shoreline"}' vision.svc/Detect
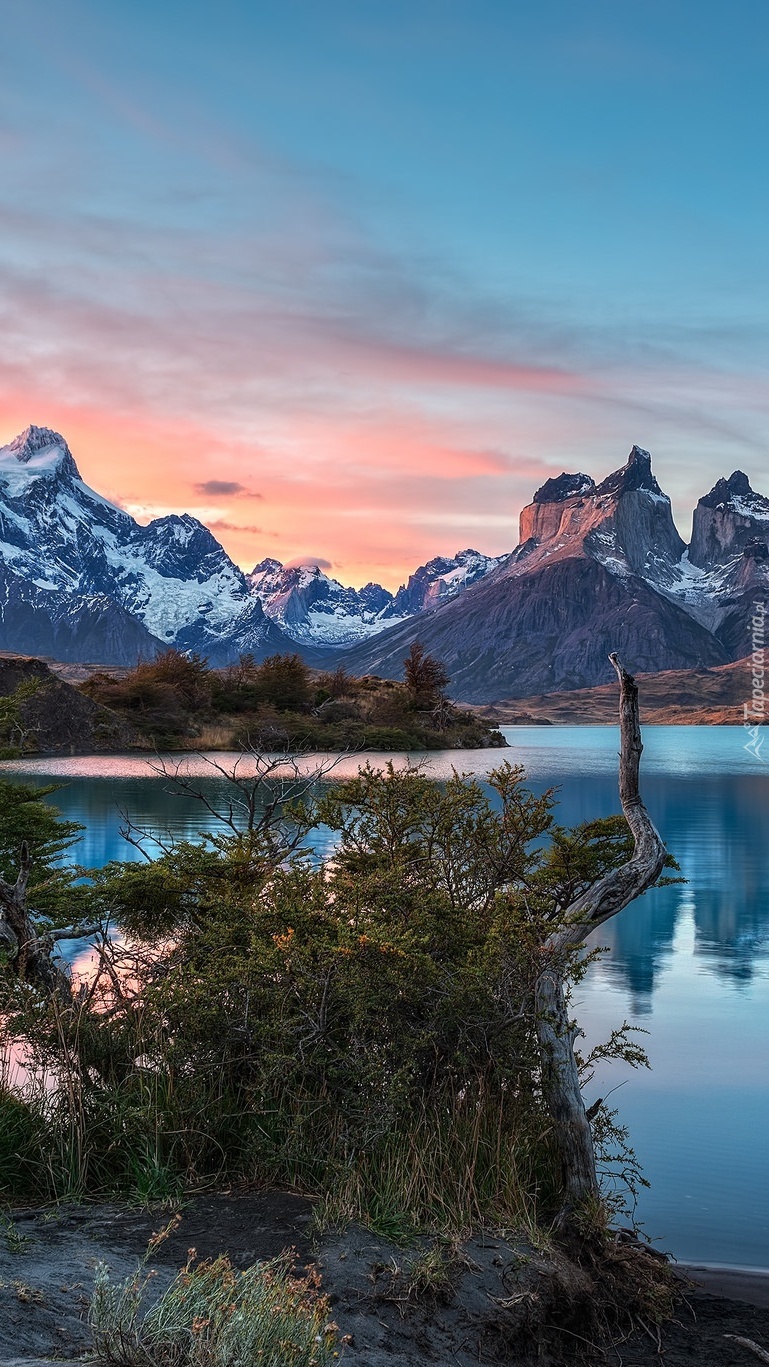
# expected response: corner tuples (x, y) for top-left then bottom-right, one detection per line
(2, 1194), (769, 1365)
(678, 1263), (769, 1309)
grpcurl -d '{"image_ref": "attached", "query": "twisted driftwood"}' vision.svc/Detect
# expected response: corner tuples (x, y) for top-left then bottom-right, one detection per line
(534, 654), (667, 1206)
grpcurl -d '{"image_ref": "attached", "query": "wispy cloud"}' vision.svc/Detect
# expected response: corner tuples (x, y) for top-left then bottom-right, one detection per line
(0, 6), (766, 586)
(209, 519), (270, 536)
(285, 555), (333, 570)
(194, 480), (262, 497)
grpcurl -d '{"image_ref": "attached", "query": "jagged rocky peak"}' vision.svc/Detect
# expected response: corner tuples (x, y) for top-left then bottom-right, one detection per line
(595, 445), (663, 498)
(690, 470), (769, 569)
(533, 472), (596, 504)
(357, 580), (393, 614)
(589, 446), (685, 574)
(8, 424), (69, 462)
(386, 548), (505, 617)
(0, 424), (80, 483)
(250, 557), (283, 577)
(518, 444), (684, 574)
(135, 512), (239, 583)
(699, 472), (753, 511)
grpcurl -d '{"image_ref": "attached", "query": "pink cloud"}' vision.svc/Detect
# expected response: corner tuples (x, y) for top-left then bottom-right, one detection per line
(0, 180), (764, 590)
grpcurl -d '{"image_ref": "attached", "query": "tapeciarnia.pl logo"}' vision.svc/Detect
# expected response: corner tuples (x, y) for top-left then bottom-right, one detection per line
(744, 600), (766, 760)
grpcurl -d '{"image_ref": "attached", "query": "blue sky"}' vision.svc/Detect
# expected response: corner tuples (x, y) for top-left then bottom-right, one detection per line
(0, 0), (766, 584)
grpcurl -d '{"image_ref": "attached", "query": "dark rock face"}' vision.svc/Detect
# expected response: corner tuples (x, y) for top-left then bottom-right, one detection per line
(689, 472), (769, 569)
(342, 557), (726, 703)
(0, 655), (132, 752)
(588, 486), (686, 575)
(0, 569), (167, 665)
(697, 470), (753, 509)
(357, 581), (393, 614)
(595, 444), (662, 497)
(533, 472), (596, 503)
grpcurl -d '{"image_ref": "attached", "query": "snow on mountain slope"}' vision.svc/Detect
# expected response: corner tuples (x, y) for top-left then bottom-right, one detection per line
(383, 549), (509, 618)
(247, 558), (403, 646)
(649, 471), (769, 641)
(0, 426), (288, 664)
(0, 426), (511, 663)
(2, 425), (765, 680)
(247, 549), (506, 647)
(337, 447), (767, 701)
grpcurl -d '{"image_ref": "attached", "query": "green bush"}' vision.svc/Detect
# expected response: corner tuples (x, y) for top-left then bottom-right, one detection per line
(0, 1088), (47, 1199)
(2, 761), (661, 1225)
(81, 653), (505, 751)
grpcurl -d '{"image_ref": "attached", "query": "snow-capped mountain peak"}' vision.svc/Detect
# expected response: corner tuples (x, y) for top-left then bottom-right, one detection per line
(248, 559), (398, 645)
(246, 548), (506, 647)
(0, 426), (291, 665)
(0, 425), (80, 490)
(2, 425), (764, 683)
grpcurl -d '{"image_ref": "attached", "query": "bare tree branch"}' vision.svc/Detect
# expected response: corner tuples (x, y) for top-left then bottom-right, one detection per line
(724, 1336), (769, 1364)
(129, 743), (346, 858)
(45, 920), (105, 943)
(534, 654), (668, 1210)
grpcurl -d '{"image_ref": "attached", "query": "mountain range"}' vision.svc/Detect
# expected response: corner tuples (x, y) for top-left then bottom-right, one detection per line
(341, 446), (769, 700)
(0, 426), (502, 666)
(247, 547), (506, 647)
(0, 425), (766, 701)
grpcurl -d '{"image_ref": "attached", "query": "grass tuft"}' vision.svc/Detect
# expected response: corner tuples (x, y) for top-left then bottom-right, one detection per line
(89, 1245), (339, 1367)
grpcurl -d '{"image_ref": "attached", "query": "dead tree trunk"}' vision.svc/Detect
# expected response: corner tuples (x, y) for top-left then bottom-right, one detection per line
(534, 654), (667, 1210)
(0, 841), (101, 1004)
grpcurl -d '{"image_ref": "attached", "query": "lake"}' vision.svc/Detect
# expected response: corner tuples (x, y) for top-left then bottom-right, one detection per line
(3, 726), (768, 1270)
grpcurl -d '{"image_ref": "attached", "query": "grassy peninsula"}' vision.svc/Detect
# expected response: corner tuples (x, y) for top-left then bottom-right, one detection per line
(78, 645), (506, 752)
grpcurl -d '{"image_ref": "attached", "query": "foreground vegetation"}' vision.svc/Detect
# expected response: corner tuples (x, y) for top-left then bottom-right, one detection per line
(90, 1236), (338, 1367)
(79, 644), (505, 752)
(0, 661), (686, 1359)
(0, 672), (676, 1237)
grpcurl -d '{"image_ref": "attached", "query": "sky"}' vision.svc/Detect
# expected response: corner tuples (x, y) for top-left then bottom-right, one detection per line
(0, 0), (767, 590)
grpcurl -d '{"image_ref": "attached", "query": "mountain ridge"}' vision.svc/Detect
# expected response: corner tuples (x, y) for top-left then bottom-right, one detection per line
(0, 426), (766, 700)
(336, 447), (769, 700)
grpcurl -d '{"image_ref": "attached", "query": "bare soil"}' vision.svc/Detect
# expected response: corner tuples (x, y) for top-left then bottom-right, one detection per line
(1, 1192), (768, 1367)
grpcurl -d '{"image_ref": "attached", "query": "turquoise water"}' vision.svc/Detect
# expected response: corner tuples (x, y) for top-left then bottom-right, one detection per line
(3, 727), (768, 1267)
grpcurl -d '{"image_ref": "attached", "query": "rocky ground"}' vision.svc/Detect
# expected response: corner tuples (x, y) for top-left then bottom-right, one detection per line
(1, 1192), (768, 1367)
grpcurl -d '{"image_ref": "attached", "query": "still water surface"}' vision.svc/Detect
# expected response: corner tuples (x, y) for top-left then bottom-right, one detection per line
(3, 727), (768, 1268)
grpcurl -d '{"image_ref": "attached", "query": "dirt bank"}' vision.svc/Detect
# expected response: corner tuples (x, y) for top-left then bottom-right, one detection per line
(1, 1193), (768, 1366)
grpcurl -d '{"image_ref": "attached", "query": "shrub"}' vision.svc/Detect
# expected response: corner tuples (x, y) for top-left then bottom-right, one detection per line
(254, 654), (313, 711)
(89, 1248), (338, 1367)
(403, 642), (450, 706)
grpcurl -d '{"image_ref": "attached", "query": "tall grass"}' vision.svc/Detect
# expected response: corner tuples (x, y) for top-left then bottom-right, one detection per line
(90, 1248), (338, 1367)
(310, 1095), (548, 1239)
(1, 1039), (554, 1235)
